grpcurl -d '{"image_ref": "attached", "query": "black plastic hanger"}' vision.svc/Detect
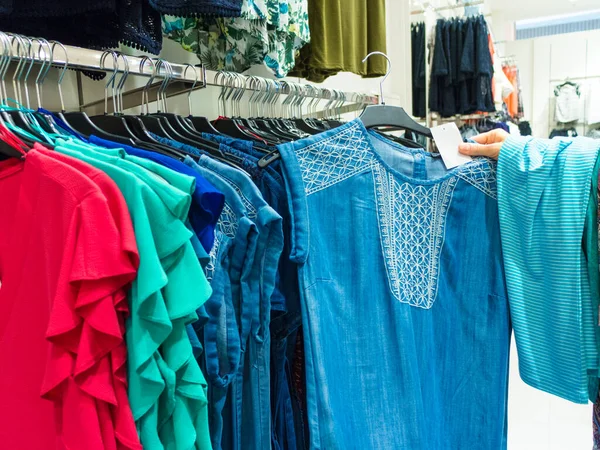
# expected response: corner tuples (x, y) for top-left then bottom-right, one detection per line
(359, 104), (432, 138)
(358, 52), (431, 138)
(186, 116), (222, 135)
(65, 51), (137, 145)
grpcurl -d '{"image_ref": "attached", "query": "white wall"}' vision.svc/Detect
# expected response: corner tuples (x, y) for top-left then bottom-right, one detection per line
(500, 30), (600, 138)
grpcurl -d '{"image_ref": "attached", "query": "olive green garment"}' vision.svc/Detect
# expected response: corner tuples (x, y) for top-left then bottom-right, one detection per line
(288, 0), (387, 82)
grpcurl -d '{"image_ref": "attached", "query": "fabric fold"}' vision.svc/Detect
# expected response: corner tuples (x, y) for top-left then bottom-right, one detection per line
(498, 135), (600, 403)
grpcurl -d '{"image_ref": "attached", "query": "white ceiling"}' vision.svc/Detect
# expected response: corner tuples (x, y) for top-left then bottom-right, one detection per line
(491, 0), (600, 21)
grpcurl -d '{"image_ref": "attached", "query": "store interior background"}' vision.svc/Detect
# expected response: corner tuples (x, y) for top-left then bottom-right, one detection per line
(25, 0), (596, 448)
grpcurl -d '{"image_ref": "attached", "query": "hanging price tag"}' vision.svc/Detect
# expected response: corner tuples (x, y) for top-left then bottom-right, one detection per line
(430, 122), (472, 169)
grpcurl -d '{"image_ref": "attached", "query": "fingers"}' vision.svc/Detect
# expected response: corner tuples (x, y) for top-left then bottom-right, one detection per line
(458, 142), (502, 159)
(458, 129), (508, 160)
(471, 129), (509, 145)
(470, 131), (496, 145)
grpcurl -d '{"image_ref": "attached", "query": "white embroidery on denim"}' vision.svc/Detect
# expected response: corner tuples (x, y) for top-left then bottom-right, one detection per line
(217, 173), (258, 220)
(206, 231), (222, 282)
(206, 203), (236, 280)
(373, 163), (457, 309)
(295, 123), (376, 196)
(218, 203), (238, 238)
(456, 159), (498, 199)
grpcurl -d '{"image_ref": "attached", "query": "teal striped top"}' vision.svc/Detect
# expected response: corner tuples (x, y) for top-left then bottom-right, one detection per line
(498, 135), (600, 404)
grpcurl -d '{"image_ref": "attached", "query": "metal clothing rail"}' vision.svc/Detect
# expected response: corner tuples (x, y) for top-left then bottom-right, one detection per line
(410, 0), (484, 15)
(1, 39), (379, 114)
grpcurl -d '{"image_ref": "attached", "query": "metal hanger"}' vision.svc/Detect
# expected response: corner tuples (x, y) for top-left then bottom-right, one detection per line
(0, 33), (32, 157)
(212, 71), (267, 142)
(151, 59), (207, 140)
(145, 58), (223, 153)
(24, 38), (61, 137)
(184, 64), (223, 135)
(256, 81), (333, 167)
(288, 83), (324, 135)
(62, 50), (133, 144)
(111, 55), (188, 159)
(88, 51), (147, 144)
(239, 74), (283, 144)
(3, 34), (44, 140)
(246, 77), (289, 143)
(359, 51), (432, 138)
(47, 39), (91, 139)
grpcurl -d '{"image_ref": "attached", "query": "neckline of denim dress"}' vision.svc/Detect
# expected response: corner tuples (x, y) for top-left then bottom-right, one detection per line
(277, 118), (511, 450)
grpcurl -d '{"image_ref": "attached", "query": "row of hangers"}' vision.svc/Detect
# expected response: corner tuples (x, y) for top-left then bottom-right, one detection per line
(0, 33), (433, 168)
(411, 0), (484, 20)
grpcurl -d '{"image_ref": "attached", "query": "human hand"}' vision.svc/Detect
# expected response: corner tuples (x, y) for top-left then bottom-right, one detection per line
(458, 129), (509, 160)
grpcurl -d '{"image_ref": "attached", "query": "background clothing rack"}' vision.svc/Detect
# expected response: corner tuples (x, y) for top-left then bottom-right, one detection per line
(2, 38), (378, 115)
(410, 0), (484, 16)
(410, 1), (490, 128)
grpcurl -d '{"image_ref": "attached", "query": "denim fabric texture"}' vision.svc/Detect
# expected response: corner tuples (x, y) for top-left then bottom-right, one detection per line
(203, 133), (306, 448)
(278, 119), (511, 450)
(195, 154), (283, 450)
(209, 134), (306, 450)
(184, 156), (258, 450)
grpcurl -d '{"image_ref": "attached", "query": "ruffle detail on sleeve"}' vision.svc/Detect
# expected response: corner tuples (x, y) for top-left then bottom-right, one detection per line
(126, 277), (172, 423)
(156, 242), (213, 448)
(39, 195), (143, 450)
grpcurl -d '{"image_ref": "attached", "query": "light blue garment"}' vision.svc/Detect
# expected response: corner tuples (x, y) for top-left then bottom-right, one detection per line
(184, 156), (257, 450)
(192, 155), (283, 450)
(498, 135), (600, 403)
(278, 119), (511, 450)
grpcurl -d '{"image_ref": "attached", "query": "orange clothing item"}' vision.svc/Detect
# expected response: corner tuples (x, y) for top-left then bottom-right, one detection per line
(489, 33), (496, 101)
(503, 65), (519, 118)
(0, 146), (141, 450)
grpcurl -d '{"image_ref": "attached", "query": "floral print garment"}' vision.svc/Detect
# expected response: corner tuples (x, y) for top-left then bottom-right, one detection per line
(162, 0), (310, 78)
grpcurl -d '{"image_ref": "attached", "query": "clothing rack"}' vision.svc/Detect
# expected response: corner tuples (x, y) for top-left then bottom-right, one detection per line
(0, 34), (379, 116)
(411, 4), (493, 128)
(550, 75), (600, 83)
(410, 0), (485, 16)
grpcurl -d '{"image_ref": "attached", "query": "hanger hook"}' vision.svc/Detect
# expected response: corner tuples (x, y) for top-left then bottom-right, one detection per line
(21, 36), (38, 110)
(100, 50), (119, 115)
(20, 35), (35, 110)
(234, 73), (245, 117)
(246, 76), (256, 117)
(50, 41), (68, 112)
(362, 51), (391, 105)
(33, 38), (50, 109)
(139, 56), (156, 115)
(0, 32), (12, 106)
(182, 63), (198, 117)
(154, 58), (173, 113)
(35, 38), (52, 107)
(215, 70), (226, 117)
(11, 34), (27, 107)
(115, 52), (130, 115)
(162, 59), (174, 113)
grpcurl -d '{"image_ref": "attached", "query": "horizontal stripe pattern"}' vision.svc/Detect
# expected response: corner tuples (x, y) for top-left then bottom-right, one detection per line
(498, 135), (600, 404)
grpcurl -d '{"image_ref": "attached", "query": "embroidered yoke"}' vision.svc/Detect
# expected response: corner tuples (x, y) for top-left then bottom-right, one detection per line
(277, 119), (511, 450)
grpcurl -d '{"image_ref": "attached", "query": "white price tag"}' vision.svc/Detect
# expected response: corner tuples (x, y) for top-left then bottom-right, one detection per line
(430, 123), (472, 169)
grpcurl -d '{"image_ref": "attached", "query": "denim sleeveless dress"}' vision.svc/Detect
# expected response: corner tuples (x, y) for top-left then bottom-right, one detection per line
(278, 119), (511, 450)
